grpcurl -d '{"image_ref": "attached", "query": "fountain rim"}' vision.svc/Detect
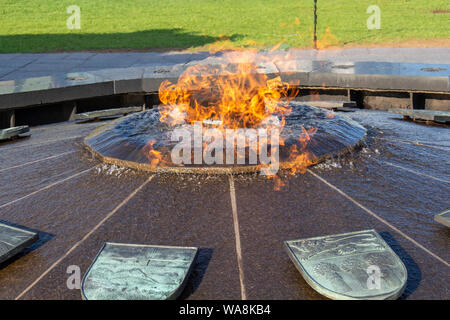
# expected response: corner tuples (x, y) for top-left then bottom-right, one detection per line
(83, 110), (367, 175)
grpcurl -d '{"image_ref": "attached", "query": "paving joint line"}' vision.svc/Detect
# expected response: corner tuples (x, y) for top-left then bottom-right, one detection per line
(379, 160), (450, 184)
(0, 136), (85, 151)
(0, 167), (95, 211)
(15, 174), (155, 300)
(307, 169), (449, 267)
(228, 174), (247, 300)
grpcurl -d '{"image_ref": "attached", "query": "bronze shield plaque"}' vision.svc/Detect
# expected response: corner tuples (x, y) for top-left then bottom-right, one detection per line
(285, 230), (407, 300)
(82, 243), (198, 300)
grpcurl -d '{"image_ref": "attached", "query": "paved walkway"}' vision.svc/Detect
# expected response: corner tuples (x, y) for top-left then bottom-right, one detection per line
(0, 48), (449, 81)
(0, 109), (449, 299)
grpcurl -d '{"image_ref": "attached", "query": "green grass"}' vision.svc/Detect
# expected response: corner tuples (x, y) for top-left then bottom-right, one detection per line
(0, 0), (449, 53)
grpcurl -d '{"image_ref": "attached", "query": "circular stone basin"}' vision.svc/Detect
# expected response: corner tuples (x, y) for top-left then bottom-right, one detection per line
(84, 102), (366, 174)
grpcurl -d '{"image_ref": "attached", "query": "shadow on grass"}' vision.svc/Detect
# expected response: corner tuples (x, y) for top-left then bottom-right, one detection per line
(0, 29), (244, 53)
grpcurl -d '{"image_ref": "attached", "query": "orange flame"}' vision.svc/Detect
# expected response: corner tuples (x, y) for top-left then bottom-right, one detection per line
(158, 52), (293, 130)
(143, 140), (164, 168)
(284, 127), (318, 174)
(152, 50), (319, 187)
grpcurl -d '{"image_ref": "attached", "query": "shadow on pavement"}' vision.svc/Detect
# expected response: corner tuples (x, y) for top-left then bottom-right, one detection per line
(0, 29), (244, 53)
(380, 231), (421, 299)
(179, 247), (213, 299)
(0, 220), (55, 269)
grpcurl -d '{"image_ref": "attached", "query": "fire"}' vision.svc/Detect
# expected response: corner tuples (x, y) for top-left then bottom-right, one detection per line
(284, 127), (318, 174)
(143, 140), (164, 168)
(143, 50), (319, 184)
(158, 52), (292, 130)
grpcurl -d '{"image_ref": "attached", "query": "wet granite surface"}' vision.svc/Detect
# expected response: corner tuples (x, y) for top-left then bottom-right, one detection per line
(84, 104), (366, 172)
(0, 110), (448, 300)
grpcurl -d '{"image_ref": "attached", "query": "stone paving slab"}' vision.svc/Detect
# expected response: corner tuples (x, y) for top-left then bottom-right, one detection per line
(303, 72), (449, 92)
(0, 68), (16, 78)
(434, 210), (450, 228)
(1, 48), (449, 81)
(74, 106), (143, 121)
(0, 150), (93, 206)
(234, 173), (449, 300)
(5, 173), (241, 300)
(304, 100), (356, 110)
(0, 222), (38, 265)
(0, 57), (38, 68)
(0, 48), (449, 111)
(265, 48), (450, 64)
(0, 110), (448, 299)
(23, 61), (83, 72)
(1, 68), (448, 112)
(274, 59), (326, 73)
(1, 48), (449, 77)
(0, 169), (152, 300)
(0, 126), (30, 140)
(310, 61), (450, 77)
(0, 80), (116, 110)
(142, 64), (190, 79)
(389, 108), (450, 123)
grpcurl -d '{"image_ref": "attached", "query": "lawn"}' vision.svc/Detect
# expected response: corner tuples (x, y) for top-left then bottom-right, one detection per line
(0, 0), (449, 53)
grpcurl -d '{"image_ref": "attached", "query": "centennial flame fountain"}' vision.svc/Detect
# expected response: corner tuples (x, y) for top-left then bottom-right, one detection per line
(84, 51), (366, 175)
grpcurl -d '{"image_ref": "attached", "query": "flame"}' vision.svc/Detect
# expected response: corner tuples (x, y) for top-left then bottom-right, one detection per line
(158, 51), (293, 130)
(284, 127), (318, 174)
(143, 140), (164, 168)
(273, 175), (286, 191)
(147, 50), (320, 188)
